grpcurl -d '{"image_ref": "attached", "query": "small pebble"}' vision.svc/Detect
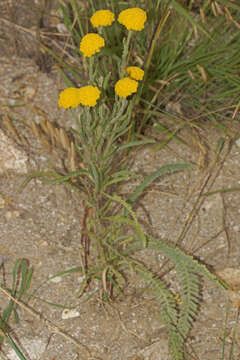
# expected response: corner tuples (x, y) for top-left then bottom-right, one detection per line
(62, 309), (80, 320)
(50, 276), (62, 283)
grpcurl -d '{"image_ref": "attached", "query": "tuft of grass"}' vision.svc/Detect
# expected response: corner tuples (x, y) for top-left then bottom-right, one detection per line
(0, 259), (33, 360)
(136, 0), (240, 140)
(221, 299), (240, 360)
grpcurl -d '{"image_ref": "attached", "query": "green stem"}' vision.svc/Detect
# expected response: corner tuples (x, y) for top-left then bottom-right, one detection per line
(120, 30), (133, 77)
(101, 99), (129, 161)
(89, 57), (94, 81)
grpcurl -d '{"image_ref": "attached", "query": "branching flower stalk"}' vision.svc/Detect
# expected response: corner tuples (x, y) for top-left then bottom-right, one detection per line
(75, 99), (135, 279)
(57, 8), (146, 292)
(120, 30), (133, 77)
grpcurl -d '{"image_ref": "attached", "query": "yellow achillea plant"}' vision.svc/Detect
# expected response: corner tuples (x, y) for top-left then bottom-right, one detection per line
(80, 33), (105, 57)
(115, 77), (138, 98)
(126, 66), (144, 81)
(90, 10), (115, 28)
(58, 88), (82, 109)
(118, 8), (147, 31)
(54, 8), (225, 360)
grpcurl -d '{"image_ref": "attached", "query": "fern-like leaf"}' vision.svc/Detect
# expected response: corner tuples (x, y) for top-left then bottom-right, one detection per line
(146, 236), (226, 359)
(136, 265), (184, 359)
(175, 261), (200, 341)
(147, 237), (226, 288)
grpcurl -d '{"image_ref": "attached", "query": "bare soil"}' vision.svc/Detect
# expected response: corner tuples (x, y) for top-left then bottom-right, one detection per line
(1, 2), (240, 360)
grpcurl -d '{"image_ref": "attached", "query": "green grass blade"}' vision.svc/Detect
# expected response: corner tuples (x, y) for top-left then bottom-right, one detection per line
(118, 139), (156, 150)
(5, 333), (28, 360)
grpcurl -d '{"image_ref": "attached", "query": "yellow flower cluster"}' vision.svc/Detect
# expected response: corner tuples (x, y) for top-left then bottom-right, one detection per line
(126, 66), (144, 81)
(79, 8), (146, 59)
(58, 86), (101, 108)
(114, 78), (138, 98)
(78, 86), (101, 107)
(90, 10), (115, 28)
(58, 8), (147, 107)
(80, 33), (105, 58)
(89, 8), (147, 31)
(115, 66), (144, 98)
(118, 8), (147, 31)
(58, 88), (82, 109)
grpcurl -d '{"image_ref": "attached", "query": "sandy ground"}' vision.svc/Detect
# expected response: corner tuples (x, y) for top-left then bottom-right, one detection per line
(0, 54), (240, 360)
(0, 2), (240, 358)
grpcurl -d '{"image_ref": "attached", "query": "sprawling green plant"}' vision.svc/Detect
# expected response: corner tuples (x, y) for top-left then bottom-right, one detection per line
(24, 3), (233, 359)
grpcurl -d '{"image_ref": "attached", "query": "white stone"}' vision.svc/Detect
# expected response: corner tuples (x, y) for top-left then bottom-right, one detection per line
(49, 276), (62, 283)
(0, 129), (28, 174)
(62, 309), (80, 320)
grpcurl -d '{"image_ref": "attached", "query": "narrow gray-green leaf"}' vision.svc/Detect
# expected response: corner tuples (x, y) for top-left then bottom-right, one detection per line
(118, 139), (156, 150)
(127, 163), (192, 204)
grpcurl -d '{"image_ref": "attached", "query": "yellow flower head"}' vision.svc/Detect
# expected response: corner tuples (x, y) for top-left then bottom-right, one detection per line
(58, 88), (82, 109)
(80, 33), (105, 57)
(118, 8), (147, 31)
(78, 85), (101, 107)
(115, 77), (138, 98)
(126, 66), (144, 81)
(90, 10), (115, 27)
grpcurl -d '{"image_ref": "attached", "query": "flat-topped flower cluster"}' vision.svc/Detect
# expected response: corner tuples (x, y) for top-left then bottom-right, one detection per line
(58, 8), (146, 109)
